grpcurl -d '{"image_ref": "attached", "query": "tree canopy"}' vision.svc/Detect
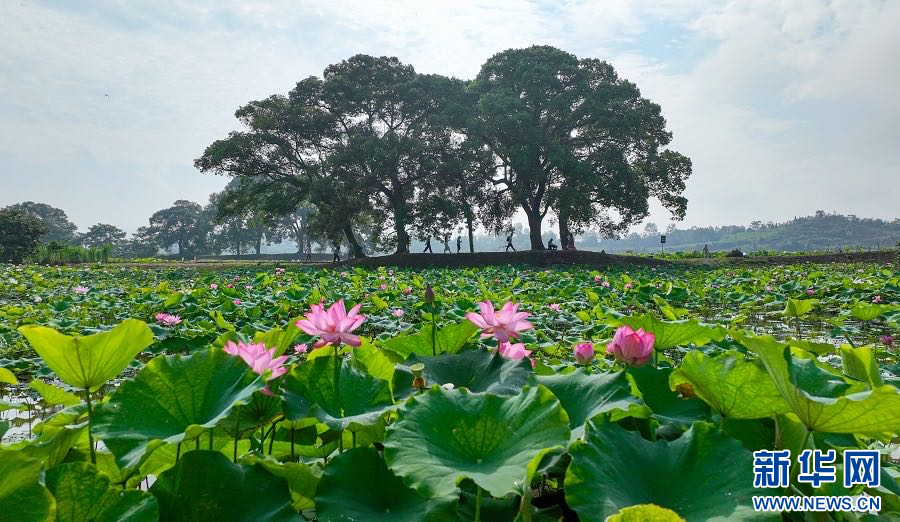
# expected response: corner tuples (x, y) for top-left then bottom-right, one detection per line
(196, 46), (691, 252)
(0, 208), (47, 263)
(8, 201), (78, 243)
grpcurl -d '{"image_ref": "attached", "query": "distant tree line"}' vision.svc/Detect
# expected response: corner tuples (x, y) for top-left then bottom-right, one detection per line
(581, 211), (900, 253)
(195, 46), (692, 255)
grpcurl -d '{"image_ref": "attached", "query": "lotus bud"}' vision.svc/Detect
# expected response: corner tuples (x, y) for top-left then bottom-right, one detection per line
(881, 335), (893, 347)
(424, 286), (435, 304)
(573, 342), (594, 365)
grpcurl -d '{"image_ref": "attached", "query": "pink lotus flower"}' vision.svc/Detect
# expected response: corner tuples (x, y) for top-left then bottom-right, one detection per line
(245, 285), (253, 290)
(210, 283), (218, 290)
(498, 341), (532, 360)
(224, 341), (288, 383)
(155, 312), (182, 326)
(392, 309), (405, 318)
(574, 342), (594, 364)
(74, 286), (89, 295)
(594, 275), (602, 284)
(602, 281), (610, 288)
(340, 271), (348, 277)
(549, 303), (561, 312)
(624, 283), (633, 290)
(293, 343), (308, 354)
(402, 287), (412, 295)
(296, 299), (366, 348)
(606, 325), (655, 367)
(872, 295), (882, 303)
(379, 283), (388, 291)
(233, 299), (241, 305)
(806, 288), (815, 295)
(765, 285), (772, 292)
(226, 283), (234, 289)
(881, 335), (893, 346)
(233, 276), (240, 281)
(466, 300), (533, 343)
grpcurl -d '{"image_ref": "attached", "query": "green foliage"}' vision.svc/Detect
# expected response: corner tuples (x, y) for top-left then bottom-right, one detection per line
(45, 462), (158, 521)
(384, 385), (570, 498)
(0, 262), (897, 519)
(19, 319), (154, 392)
(316, 447), (456, 521)
(565, 420), (766, 521)
(93, 349), (264, 469)
(150, 450), (295, 521)
(0, 207), (47, 263)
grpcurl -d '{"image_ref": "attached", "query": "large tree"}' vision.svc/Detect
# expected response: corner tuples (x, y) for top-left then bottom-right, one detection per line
(196, 55), (464, 255)
(467, 46), (691, 249)
(79, 223), (126, 250)
(0, 208), (47, 263)
(147, 200), (206, 256)
(8, 202), (78, 243)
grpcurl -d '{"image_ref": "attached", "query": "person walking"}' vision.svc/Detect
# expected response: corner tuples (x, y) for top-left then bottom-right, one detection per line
(566, 231), (576, 250)
(423, 236), (433, 253)
(442, 234), (451, 253)
(332, 241), (341, 263)
(505, 232), (516, 252)
(703, 244), (710, 258)
(456, 235), (462, 253)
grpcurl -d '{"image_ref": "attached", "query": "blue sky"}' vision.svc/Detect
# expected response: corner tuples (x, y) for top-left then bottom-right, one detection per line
(1, 0), (898, 235)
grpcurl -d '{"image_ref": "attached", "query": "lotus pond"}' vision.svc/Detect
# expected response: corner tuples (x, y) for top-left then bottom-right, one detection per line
(0, 261), (898, 521)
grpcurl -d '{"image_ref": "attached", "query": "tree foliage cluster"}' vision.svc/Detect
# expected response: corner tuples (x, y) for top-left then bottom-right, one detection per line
(195, 46), (692, 254)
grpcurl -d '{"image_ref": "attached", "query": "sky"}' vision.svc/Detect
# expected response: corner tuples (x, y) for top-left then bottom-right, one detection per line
(1, 0), (898, 236)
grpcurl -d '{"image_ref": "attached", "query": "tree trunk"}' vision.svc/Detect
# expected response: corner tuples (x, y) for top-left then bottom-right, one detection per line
(254, 235), (262, 255)
(466, 214), (475, 253)
(343, 225), (366, 258)
(526, 210), (545, 250)
(558, 210), (570, 250)
(395, 221), (409, 254)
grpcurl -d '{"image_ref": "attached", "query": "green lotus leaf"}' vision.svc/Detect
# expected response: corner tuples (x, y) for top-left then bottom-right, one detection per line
(352, 340), (397, 383)
(218, 388), (282, 438)
(782, 298), (817, 318)
(381, 321), (479, 358)
(316, 447), (457, 521)
(29, 379), (81, 407)
(45, 462), (158, 522)
(565, 420), (770, 521)
(384, 385), (570, 498)
(394, 349), (532, 398)
(150, 450), (295, 521)
(93, 349), (264, 469)
(627, 366), (709, 426)
(840, 345), (883, 387)
(281, 355), (395, 430)
(668, 350), (789, 419)
(18, 319), (154, 391)
(850, 303), (894, 321)
(240, 454), (319, 512)
(606, 504), (686, 522)
(739, 334), (900, 435)
(615, 315), (725, 350)
(534, 368), (650, 439)
(252, 319), (303, 356)
(786, 339), (835, 355)
(0, 367), (16, 385)
(0, 420), (7, 439)
(0, 447), (56, 522)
